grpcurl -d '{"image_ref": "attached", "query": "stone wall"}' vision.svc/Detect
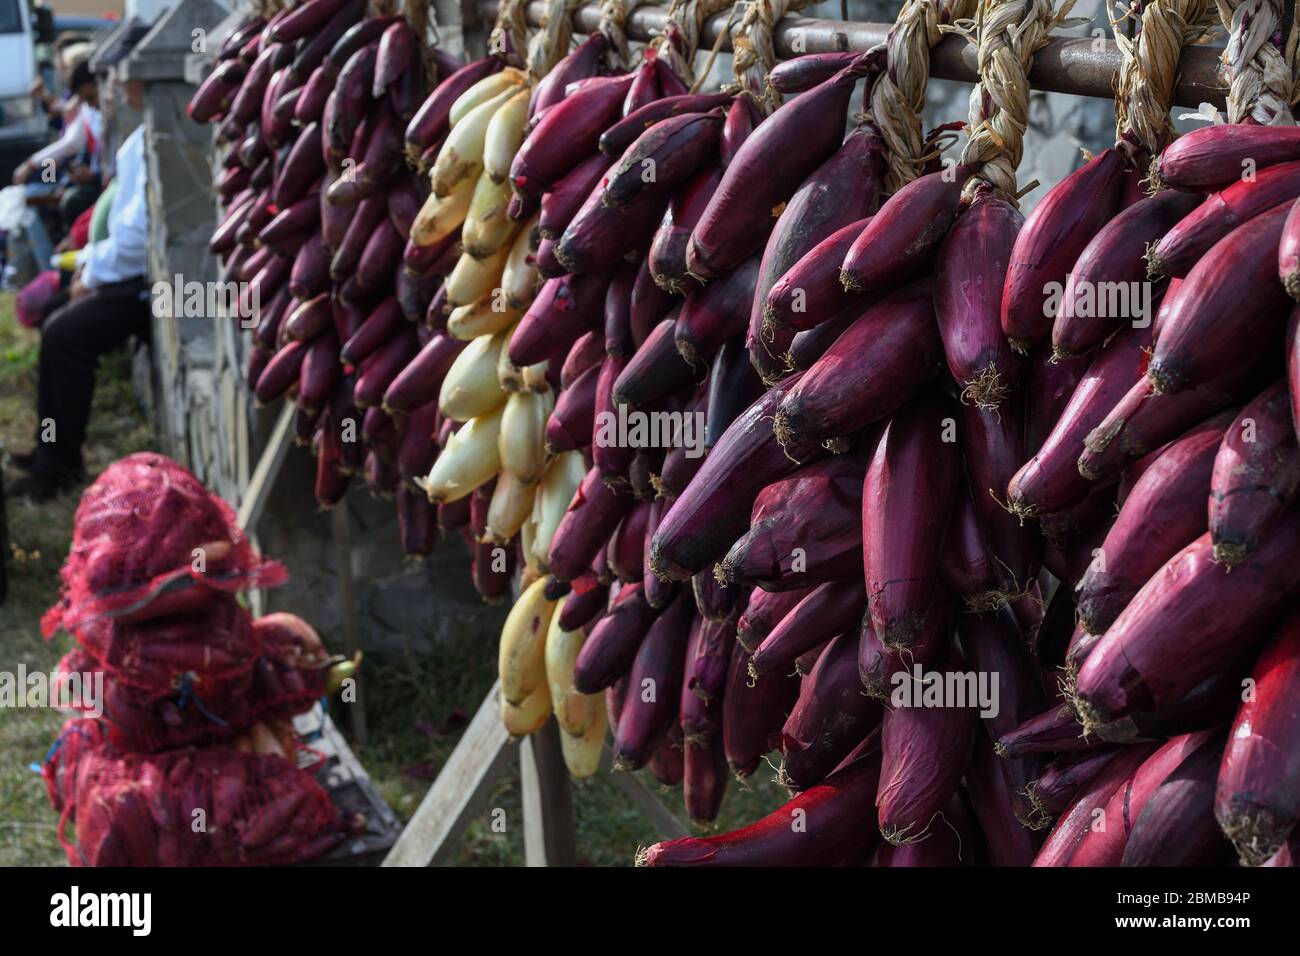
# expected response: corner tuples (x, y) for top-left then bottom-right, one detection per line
(131, 0), (505, 659)
(117, 0), (242, 501)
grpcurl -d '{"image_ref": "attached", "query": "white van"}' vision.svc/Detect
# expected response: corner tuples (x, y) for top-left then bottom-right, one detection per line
(0, 0), (51, 181)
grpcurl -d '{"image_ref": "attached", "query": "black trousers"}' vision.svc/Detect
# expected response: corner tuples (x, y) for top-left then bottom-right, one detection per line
(60, 182), (102, 231)
(33, 276), (151, 481)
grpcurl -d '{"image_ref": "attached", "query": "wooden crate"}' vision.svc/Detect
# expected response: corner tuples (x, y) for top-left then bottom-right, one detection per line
(292, 703), (403, 866)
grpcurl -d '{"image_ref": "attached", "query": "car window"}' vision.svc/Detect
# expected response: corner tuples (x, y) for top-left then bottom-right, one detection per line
(0, 0), (23, 34)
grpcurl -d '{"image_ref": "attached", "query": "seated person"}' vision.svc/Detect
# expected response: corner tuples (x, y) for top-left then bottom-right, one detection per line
(15, 190), (111, 329)
(31, 39), (94, 133)
(12, 58), (103, 271)
(8, 76), (150, 503)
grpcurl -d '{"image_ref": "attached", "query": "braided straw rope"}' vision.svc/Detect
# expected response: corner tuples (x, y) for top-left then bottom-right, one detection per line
(596, 0), (638, 68)
(1216, 0), (1295, 124)
(526, 0), (585, 78)
(953, 0), (1083, 201)
(1291, 9), (1300, 111)
(654, 0), (734, 87)
(401, 0), (438, 76)
(490, 0), (530, 65)
(1112, 0), (1219, 156)
(731, 0), (817, 110)
(870, 0), (979, 194)
(405, 1), (429, 46)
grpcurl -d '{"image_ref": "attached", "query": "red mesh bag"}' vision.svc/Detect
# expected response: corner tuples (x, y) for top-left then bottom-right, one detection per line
(42, 717), (110, 814)
(71, 595), (259, 689)
(42, 453), (287, 637)
(47, 718), (344, 866)
(16, 269), (60, 329)
(55, 637), (332, 753)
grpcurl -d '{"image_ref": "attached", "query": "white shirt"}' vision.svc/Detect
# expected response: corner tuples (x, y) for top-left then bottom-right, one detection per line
(30, 102), (104, 173)
(77, 124), (148, 289)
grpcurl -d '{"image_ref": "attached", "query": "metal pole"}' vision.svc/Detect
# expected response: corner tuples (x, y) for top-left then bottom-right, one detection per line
(478, 0), (1229, 109)
(520, 719), (578, 866)
(331, 503), (367, 746)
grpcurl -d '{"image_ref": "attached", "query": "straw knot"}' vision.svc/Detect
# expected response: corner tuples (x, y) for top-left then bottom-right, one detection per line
(871, 0), (979, 193)
(1112, 0), (1221, 158)
(596, 0), (636, 68)
(655, 0), (732, 88)
(490, 0), (530, 68)
(956, 0), (1085, 202)
(730, 0), (816, 110)
(524, 0), (583, 80)
(1218, 0), (1295, 125)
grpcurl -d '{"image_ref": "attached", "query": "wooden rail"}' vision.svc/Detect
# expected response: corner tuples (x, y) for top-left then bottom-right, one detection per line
(479, 0), (1230, 109)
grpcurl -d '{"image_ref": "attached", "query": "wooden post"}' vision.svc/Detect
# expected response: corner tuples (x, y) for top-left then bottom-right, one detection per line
(382, 681), (518, 867)
(237, 405), (691, 864)
(382, 686), (696, 865)
(236, 401), (294, 618)
(601, 745), (690, 841)
(520, 719), (577, 866)
(236, 401), (295, 532)
(331, 504), (366, 745)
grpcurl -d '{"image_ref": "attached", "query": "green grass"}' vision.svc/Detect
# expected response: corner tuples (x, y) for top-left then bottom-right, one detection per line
(0, 295), (155, 866)
(350, 632), (789, 866)
(0, 293), (787, 866)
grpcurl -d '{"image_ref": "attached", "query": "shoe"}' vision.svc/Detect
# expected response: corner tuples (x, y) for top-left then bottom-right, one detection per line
(5, 450), (84, 482)
(7, 471), (72, 503)
(5, 449), (37, 473)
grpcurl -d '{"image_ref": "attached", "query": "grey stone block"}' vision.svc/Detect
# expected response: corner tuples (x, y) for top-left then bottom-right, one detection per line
(121, 0), (232, 83)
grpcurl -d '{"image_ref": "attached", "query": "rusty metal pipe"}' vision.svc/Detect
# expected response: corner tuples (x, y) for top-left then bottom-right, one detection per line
(479, 0), (1228, 109)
